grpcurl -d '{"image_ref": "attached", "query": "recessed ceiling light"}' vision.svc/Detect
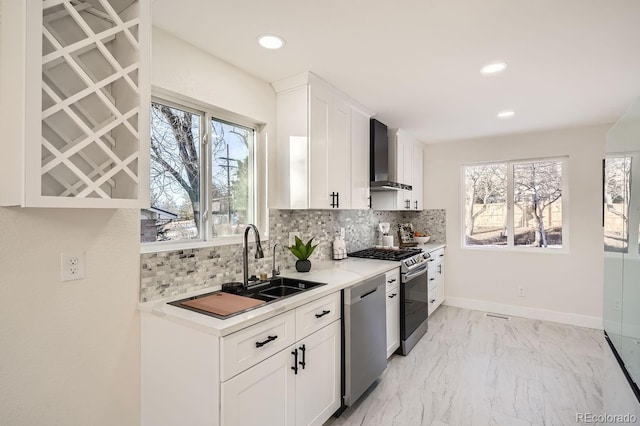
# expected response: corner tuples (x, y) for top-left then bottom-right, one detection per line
(481, 62), (508, 75)
(497, 110), (515, 119)
(258, 34), (285, 50)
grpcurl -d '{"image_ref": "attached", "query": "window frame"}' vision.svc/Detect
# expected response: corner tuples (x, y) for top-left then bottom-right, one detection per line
(141, 91), (263, 253)
(460, 156), (569, 253)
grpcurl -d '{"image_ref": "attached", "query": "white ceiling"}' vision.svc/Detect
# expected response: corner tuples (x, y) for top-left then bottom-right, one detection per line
(152, 0), (640, 143)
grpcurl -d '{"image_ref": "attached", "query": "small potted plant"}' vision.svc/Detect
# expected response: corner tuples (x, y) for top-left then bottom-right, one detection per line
(287, 236), (318, 272)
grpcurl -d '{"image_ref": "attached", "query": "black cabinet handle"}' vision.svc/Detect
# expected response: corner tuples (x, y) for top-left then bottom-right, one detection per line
(315, 310), (331, 319)
(368, 196), (371, 209)
(255, 335), (278, 348)
(299, 344), (306, 369)
(387, 278), (396, 283)
(405, 199), (410, 209)
(388, 293), (397, 298)
(414, 200), (418, 209)
(329, 192), (341, 208)
(429, 278), (435, 281)
(291, 348), (298, 374)
(429, 299), (436, 304)
(439, 254), (444, 257)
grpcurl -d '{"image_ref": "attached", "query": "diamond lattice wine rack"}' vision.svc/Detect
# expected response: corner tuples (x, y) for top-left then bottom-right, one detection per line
(29, 0), (149, 207)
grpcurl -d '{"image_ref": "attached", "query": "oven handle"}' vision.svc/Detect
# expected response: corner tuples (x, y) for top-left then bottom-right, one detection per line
(403, 264), (429, 282)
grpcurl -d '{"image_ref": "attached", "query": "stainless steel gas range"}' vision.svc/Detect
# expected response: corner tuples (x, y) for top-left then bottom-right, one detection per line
(348, 247), (431, 355)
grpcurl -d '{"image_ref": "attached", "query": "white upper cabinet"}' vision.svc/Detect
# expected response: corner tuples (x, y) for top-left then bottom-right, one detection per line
(350, 107), (372, 209)
(272, 72), (371, 209)
(412, 142), (424, 210)
(0, 0), (150, 208)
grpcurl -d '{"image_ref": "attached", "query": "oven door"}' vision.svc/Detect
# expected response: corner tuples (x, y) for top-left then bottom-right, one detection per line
(400, 263), (429, 341)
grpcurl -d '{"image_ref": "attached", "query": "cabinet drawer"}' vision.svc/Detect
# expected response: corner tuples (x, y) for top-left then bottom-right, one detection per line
(221, 310), (296, 381)
(427, 248), (445, 265)
(385, 268), (400, 293)
(295, 292), (341, 341)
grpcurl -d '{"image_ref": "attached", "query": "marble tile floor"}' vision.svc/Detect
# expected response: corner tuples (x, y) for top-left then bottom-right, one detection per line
(326, 306), (638, 426)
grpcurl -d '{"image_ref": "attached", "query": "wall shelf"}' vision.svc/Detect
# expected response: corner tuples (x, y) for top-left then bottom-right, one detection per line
(0, 0), (150, 208)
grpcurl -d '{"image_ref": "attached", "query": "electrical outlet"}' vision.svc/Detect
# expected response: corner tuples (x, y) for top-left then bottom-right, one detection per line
(340, 227), (345, 240)
(61, 252), (85, 282)
(517, 286), (526, 297)
(614, 299), (622, 311)
(288, 232), (298, 247)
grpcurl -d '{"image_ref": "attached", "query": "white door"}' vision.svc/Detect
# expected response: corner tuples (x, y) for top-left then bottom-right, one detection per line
(386, 289), (400, 357)
(295, 321), (341, 426)
(221, 344), (296, 426)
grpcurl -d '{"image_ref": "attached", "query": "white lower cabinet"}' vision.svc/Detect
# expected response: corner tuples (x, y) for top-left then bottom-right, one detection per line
(222, 320), (341, 426)
(385, 269), (400, 358)
(221, 344), (296, 426)
(295, 320), (341, 426)
(427, 248), (446, 315)
(142, 291), (343, 426)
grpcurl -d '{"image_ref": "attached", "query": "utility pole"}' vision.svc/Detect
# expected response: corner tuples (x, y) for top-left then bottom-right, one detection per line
(219, 144), (239, 226)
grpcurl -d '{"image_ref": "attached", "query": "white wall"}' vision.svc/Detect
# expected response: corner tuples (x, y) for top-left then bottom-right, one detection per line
(0, 208), (141, 425)
(424, 124), (607, 328)
(151, 27), (277, 231)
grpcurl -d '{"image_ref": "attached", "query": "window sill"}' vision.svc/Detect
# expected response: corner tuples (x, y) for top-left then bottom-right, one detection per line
(462, 245), (569, 255)
(140, 234), (270, 254)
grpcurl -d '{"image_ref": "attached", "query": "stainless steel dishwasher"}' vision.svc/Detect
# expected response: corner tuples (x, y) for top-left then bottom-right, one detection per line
(344, 273), (387, 406)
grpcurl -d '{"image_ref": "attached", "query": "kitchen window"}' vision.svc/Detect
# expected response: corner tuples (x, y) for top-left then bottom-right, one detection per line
(462, 157), (568, 250)
(141, 97), (257, 247)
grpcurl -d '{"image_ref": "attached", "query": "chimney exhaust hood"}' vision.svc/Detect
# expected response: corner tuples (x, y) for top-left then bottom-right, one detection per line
(370, 118), (412, 191)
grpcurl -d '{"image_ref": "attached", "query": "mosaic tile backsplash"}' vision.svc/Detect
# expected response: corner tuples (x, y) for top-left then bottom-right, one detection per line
(140, 208), (446, 302)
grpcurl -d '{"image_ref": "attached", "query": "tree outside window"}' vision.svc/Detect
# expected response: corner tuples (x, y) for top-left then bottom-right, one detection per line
(141, 100), (254, 244)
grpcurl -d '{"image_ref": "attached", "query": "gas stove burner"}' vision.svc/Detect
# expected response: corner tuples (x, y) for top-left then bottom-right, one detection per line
(348, 247), (423, 262)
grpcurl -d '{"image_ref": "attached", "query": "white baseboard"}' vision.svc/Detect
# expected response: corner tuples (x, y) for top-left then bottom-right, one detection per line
(443, 296), (603, 330)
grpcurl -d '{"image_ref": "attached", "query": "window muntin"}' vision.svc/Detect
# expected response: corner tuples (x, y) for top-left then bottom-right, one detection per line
(142, 99), (256, 245)
(463, 157), (567, 250)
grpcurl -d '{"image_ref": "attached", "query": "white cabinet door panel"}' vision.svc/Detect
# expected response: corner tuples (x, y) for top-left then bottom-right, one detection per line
(386, 289), (400, 358)
(350, 107), (370, 209)
(309, 83), (332, 209)
(295, 321), (341, 426)
(221, 344), (296, 426)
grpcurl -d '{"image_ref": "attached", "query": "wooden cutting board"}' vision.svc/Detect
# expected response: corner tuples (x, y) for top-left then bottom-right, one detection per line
(181, 292), (266, 317)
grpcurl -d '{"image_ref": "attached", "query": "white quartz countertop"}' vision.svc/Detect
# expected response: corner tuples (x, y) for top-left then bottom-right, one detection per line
(422, 242), (446, 253)
(138, 257), (402, 337)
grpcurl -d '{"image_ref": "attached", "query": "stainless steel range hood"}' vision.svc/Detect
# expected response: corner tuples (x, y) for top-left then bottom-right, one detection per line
(370, 119), (412, 191)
